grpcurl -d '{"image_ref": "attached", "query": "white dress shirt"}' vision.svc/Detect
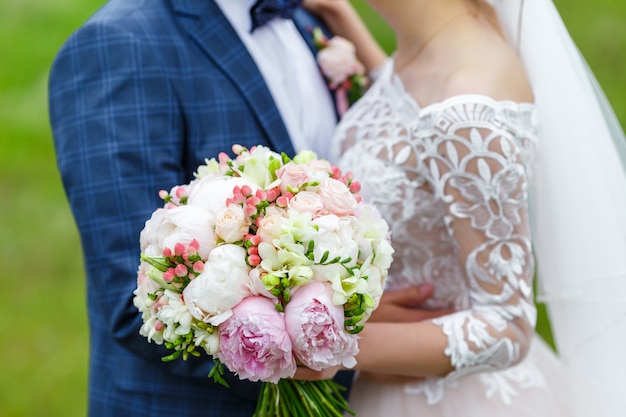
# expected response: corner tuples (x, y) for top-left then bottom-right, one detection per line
(214, 0), (337, 161)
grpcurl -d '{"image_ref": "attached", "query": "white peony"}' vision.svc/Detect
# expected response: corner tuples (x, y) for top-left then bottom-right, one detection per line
(187, 175), (259, 214)
(140, 205), (216, 259)
(182, 244), (251, 326)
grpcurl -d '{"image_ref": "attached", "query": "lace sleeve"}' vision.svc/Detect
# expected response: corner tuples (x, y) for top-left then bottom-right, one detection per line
(421, 102), (537, 378)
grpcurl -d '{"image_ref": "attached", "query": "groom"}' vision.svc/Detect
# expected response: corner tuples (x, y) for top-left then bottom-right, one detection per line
(49, 0), (438, 416)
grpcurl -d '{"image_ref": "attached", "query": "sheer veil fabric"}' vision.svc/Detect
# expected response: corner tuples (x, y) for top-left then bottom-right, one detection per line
(491, 1), (626, 415)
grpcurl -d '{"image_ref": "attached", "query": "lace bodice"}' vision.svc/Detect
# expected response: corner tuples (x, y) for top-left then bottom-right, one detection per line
(333, 60), (542, 402)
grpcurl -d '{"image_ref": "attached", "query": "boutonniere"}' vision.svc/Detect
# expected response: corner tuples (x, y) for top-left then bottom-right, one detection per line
(313, 27), (368, 116)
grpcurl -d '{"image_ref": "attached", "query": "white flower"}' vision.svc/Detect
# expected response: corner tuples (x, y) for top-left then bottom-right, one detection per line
(215, 204), (249, 243)
(182, 244), (251, 326)
(187, 175), (259, 214)
(140, 205), (216, 259)
(234, 145), (282, 189)
(158, 290), (194, 341)
(310, 215), (359, 268)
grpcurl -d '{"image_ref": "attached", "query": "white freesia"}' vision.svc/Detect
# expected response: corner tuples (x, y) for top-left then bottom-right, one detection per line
(353, 205), (393, 263)
(187, 175), (259, 214)
(215, 204), (249, 243)
(192, 324), (220, 355)
(158, 290), (194, 340)
(258, 241), (313, 286)
(234, 145), (279, 188)
(182, 244), (251, 326)
(140, 205), (216, 259)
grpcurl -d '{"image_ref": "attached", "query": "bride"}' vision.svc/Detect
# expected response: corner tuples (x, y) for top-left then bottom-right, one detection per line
(303, 0), (626, 416)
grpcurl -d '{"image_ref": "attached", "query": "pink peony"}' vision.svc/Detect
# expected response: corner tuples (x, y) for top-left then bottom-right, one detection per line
(284, 281), (358, 371)
(217, 296), (296, 383)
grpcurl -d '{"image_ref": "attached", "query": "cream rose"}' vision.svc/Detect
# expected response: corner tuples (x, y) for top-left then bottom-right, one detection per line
(215, 204), (249, 243)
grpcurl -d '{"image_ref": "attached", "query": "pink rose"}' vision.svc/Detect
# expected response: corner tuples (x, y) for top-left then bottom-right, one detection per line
(317, 36), (361, 87)
(276, 162), (309, 194)
(217, 296), (296, 383)
(288, 191), (325, 218)
(318, 178), (358, 216)
(284, 281), (358, 371)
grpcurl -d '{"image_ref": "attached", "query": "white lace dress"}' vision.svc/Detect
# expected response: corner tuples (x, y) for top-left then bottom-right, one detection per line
(333, 60), (573, 416)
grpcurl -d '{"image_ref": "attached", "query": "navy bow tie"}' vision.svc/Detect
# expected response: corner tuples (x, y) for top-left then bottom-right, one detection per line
(250, 0), (303, 32)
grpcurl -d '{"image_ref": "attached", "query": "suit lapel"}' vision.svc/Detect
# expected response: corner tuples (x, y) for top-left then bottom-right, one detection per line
(170, 0), (295, 155)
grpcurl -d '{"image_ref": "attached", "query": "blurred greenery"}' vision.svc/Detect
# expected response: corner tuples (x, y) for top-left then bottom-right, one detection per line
(0, 1), (623, 416)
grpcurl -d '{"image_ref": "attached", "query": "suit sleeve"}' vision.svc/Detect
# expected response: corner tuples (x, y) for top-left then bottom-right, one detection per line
(48, 20), (218, 380)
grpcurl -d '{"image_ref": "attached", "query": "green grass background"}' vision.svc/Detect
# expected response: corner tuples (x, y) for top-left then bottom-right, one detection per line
(1, 1), (624, 416)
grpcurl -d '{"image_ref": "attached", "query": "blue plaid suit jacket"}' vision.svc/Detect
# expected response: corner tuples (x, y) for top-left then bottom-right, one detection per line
(49, 0), (351, 415)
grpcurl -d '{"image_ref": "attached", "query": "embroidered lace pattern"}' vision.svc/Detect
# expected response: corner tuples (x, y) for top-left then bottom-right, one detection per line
(332, 61), (544, 404)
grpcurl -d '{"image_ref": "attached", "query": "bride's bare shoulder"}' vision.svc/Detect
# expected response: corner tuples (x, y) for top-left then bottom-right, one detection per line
(443, 39), (534, 104)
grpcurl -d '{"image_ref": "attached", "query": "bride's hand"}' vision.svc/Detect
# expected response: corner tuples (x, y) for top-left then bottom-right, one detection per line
(291, 363), (344, 381)
(369, 284), (455, 323)
(358, 370), (423, 385)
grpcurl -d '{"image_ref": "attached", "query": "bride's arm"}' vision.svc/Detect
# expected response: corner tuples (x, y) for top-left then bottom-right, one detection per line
(302, 0), (387, 75)
(355, 112), (537, 379)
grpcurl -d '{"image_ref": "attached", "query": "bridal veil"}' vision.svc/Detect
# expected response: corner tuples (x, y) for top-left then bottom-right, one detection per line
(490, 1), (626, 415)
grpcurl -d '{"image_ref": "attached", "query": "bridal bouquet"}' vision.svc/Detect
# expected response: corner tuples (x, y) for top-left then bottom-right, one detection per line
(133, 145), (393, 416)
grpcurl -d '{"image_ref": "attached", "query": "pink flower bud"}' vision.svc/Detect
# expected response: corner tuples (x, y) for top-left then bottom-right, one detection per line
(219, 152), (230, 163)
(241, 185), (252, 197)
(249, 235), (262, 246)
(355, 194), (362, 203)
(164, 268), (176, 283)
(255, 189), (267, 201)
(349, 181), (361, 193)
(266, 188), (280, 202)
(247, 196), (261, 206)
(345, 171), (354, 181)
(154, 320), (165, 332)
(245, 204), (258, 217)
(189, 239), (200, 250)
(192, 261), (205, 273)
(247, 246), (259, 256)
(162, 247), (172, 257)
(233, 193), (245, 204)
(175, 187), (187, 199)
(174, 243), (186, 256)
(158, 190), (169, 199)
(232, 144), (245, 155)
(248, 254), (261, 266)
(175, 264), (188, 277)
(330, 166), (342, 179)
